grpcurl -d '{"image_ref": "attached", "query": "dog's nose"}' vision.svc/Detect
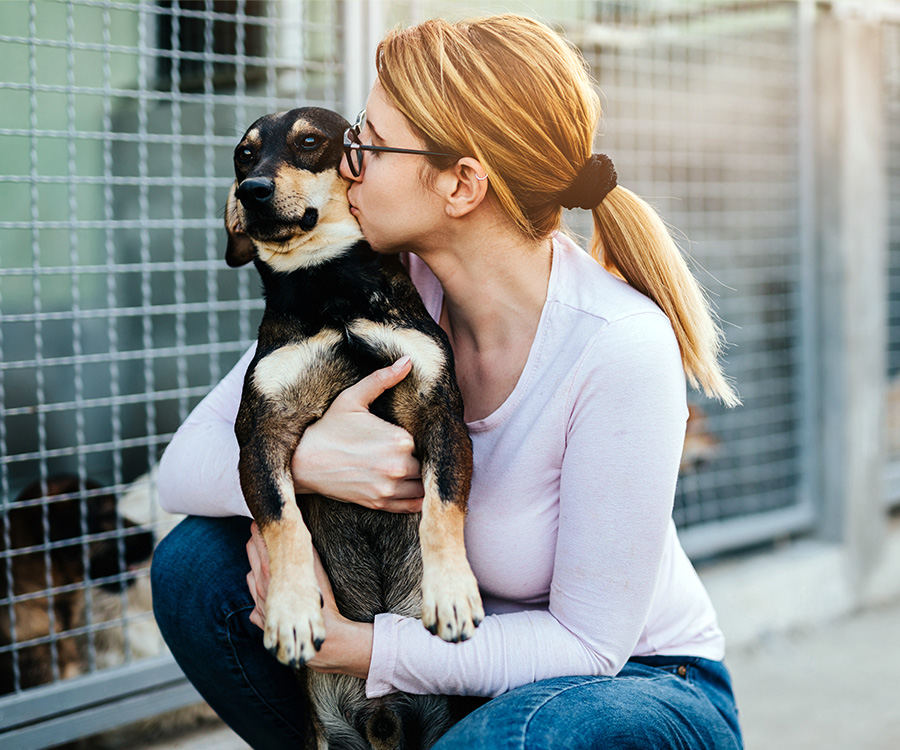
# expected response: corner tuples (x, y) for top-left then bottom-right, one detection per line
(236, 177), (275, 208)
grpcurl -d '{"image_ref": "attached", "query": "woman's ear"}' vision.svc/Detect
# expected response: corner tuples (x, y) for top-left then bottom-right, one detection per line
(440, 157), (489, 218)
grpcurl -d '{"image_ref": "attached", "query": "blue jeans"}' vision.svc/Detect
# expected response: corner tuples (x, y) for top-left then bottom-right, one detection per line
(152, 516), (742, 749)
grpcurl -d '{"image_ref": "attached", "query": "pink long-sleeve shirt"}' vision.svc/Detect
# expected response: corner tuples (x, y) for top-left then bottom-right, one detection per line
(158, 234), (725, 699)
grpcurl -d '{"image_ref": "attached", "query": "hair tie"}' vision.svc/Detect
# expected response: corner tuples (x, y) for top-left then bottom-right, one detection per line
(558, 153), (617, 210)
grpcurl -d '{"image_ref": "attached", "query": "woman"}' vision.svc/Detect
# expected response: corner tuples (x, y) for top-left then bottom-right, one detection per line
(152, 14), (742, 749)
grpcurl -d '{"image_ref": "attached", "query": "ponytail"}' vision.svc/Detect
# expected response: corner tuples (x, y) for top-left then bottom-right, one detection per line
(592, 186), (739, 406)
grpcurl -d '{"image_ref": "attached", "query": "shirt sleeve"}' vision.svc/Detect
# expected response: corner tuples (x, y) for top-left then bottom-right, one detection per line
(366, 311), (688, 698)
(156, 344), (256, 518)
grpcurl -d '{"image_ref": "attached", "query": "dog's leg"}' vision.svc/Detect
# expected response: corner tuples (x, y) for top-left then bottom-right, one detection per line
(237, 333), (349, 667)
(417, 423), (484, 643)
(347, 321), (484, 643)
(238, 426), (324, 667)
(251, 481), (325, 668)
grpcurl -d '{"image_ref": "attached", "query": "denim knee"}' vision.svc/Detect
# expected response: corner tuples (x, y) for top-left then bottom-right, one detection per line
(435, 659), (741, 750)
(150, 514), (260, 667)
(150, 516), (309, 748)
(149, 523), (185, 633)
(149, 521), (186, 639)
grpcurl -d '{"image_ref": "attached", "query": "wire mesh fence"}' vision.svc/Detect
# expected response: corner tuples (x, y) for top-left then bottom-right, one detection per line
(0, 0), (896, 745)
(0, 0), (346, 742)
(569, 1), (812, 551)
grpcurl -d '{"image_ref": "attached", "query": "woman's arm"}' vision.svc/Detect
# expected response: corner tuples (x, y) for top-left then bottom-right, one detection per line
(365, 312), (688, 698)
(157, 344), (255, 518)
(157, 348), (424, 517)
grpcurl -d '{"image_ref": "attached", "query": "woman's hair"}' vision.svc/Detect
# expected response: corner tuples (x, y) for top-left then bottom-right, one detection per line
(377, 14), (738, 405)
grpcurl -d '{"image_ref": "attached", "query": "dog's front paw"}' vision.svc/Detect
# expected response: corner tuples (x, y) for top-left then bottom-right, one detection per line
(421, 563), (484, 643)
(263, 583), (326, 668)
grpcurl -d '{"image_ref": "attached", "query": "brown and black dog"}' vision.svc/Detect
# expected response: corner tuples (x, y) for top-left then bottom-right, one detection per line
(0, 475), (154, 694)
(225, 107), (484, 749)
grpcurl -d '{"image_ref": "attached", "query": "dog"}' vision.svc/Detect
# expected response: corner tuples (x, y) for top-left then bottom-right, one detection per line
(680, 404), (721, 474)
(0, 475), (155, 694)
(224, 106), (484, 749)
(886, 375), (900, 458)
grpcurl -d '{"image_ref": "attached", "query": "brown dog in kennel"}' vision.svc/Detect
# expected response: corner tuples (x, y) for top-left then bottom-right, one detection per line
(0, 475), (154, 693)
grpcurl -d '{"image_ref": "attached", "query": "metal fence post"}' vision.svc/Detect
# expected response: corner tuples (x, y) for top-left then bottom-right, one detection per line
(814, 9), (889, 592)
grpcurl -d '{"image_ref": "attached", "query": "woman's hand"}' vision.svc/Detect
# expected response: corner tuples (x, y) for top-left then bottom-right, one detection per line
(246, 521), (272, 633)
(246, 522), (373, 679)
(291, 356), (424, 513)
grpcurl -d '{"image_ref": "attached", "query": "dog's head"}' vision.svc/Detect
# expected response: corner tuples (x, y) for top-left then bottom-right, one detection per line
(225, 107), (363, 272)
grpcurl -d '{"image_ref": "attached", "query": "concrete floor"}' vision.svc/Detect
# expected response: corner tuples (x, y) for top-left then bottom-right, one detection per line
(726, 602), (900, 750)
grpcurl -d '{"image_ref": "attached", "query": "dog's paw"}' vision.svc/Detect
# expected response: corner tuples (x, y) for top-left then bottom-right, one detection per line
(421, 564), (484, 643)
(263, 584), (326, 668)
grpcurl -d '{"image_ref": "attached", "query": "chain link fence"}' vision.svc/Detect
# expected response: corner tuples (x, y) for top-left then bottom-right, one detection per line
(572, 1), (813, 554)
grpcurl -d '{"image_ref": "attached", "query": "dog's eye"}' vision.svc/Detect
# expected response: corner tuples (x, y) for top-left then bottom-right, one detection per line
(235, 146), (254, 164)
(298, 135), (321, 151)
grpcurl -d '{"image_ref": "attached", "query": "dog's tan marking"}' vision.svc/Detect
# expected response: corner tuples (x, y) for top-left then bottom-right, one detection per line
(253, 329), (343, 400)
(245, 127), (261, 144)
(289, 119), (319, 140)
(347, 320), (445, 387)
(261, 482), (326, 667)
(253, 168), (363, 273)
(419, 474), (484, 642)
(225, 184), (242, 234)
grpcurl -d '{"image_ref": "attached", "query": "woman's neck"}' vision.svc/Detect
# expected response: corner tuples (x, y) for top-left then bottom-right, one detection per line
(418, 228), (551, 347)
(410, 219), (554, 421)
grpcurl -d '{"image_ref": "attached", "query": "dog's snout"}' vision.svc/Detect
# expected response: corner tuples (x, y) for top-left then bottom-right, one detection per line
(236, 177), (275, 208)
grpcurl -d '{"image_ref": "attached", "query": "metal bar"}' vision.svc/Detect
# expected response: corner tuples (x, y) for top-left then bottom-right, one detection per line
(0, 609), (155, 652)
(795, 0), (824, 529)
(0, 681), (202, 750)
(341, 0), (366, 117)
(0, 656), (200, 741)
(680, 502), (817, 561)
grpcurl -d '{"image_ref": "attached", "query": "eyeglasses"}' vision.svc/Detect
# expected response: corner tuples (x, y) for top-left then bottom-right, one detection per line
(342, 110), (456, 177)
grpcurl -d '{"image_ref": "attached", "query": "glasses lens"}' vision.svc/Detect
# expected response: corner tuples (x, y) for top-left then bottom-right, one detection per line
(343, 110), (366, 177)
(342, 128), (364, 177)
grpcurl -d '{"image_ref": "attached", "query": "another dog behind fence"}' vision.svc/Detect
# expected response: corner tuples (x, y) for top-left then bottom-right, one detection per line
(0, 470), (219, 744)
(0, 475), (155, 693)
(680, 404), (721, 475)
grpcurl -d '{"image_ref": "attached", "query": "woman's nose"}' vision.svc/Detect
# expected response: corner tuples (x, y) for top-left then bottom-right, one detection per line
(339, 152), (362, 182)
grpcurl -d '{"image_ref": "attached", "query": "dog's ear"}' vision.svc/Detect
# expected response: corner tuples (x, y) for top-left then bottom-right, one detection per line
(224, 183), (256, 267)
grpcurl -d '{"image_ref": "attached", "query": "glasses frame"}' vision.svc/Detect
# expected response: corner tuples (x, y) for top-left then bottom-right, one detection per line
(343, 110), (456, 177)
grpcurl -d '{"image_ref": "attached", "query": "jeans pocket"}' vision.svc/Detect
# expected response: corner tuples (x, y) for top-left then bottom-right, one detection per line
(628, 655), (701, 683)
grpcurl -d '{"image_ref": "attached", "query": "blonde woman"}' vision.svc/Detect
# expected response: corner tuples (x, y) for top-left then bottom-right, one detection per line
(152, 14), (742, 749)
